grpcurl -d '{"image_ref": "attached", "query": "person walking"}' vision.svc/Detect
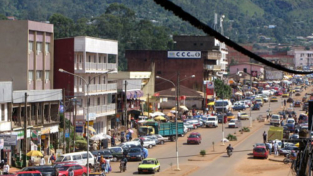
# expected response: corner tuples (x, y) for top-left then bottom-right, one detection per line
(50, 153), (56, 165)
(111, 135), (116, 146)
(284, 99), (287, 107)
(263, 131), (267, 143)
(3, 162), (9, 175)
(140, 138), (144, 147)
(237, 110), (241, 120)
(268, 142), (272, 155)
(273, 141), (279, 156)
(40, 156), (45, 166)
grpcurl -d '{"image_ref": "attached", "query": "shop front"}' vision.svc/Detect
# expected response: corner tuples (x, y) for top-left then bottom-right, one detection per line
(41, 125), (59, 156)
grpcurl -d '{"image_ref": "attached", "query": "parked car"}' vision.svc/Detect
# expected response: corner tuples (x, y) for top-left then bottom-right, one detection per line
(91, 150), (113, 161)
(253, 146), (268, 159)
(155, 134), (167, 145)
(299, 114), (308, 124)
(287, 118), (295, 125)
(132, 138), (156, 149)
(289, 134), (299, 140)
(187, 132), (201, 144)
(282, 92), (289, 98)
(228, 119), (239, 128)
(204, 116), (218, 128)
(56, 164), (88, 176)
(270, 96), (278, 102)
(21, 166), (58, 176)
(239, 112), (249, 120)
(217, 114), (225, 123)
(137, 158), (161, 174)
(287, 97), (294, 103)
(15, 171), (42, 176)
(303, 102), (309, 111)
(226, 112), (235, 121)
(252, 104), (261, 110)
(254, 99), (264, 107)
(108, 147), (124, 161)
(233, 104), (246, 111)
(294, 101), (301, 107)
(142, 135), (159, 145)
(279, 146), (299, 156)
(275, 91), (283, 96)
(126, 147), (144, 161)
(55, 152), (95, 167)
(184, 122), (196, 130)
(270, 114), (281, 126)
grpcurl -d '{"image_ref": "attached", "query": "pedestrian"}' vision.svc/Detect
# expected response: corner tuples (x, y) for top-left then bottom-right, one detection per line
(100, 155), (106, 171)
(140, 138), (144, 147)
(273, 141), (278, 156)
(111, 135), (116, 147)
(50, 153), (56, 165)
(284, 99), (286, 106)
(40, 156), (45, 166)
(126, 132), (130, 141)
(237, 110), (241, 120)
(3, 162), (9, 175)
(128, 130), (132, 141)
(263, 131), (267, 143)
(268, 142), (272, 155)
(120, 131), (125, 143)
(105, 158), (111, 173)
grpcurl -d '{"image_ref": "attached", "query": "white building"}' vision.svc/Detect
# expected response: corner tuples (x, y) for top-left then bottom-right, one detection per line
(292, 49), (313, 69)
(215, 39), (228, 75)
(55, 36), (118, 134)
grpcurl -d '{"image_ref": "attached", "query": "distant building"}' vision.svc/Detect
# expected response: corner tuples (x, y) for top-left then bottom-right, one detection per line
(290, 49), (313, 69)
(227, 45), (253, 66)
(229, 63), (264, 79)
(259, 53), (294, 69)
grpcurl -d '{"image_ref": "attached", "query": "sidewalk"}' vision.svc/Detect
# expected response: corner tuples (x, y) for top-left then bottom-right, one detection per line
(268, 155), (285, 162)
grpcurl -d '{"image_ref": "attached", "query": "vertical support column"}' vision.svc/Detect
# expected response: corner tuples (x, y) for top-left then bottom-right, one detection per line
(23, 93), (28, 167)
(28, 104), (31, 126)
(18, 104), (21, 126)
(124, 81), (127, 128)
(48, 102), (51, 122)
(35, 103), (38, 125)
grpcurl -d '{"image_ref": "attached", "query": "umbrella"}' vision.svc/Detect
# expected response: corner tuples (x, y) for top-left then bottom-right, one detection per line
(102, 134), (111, 139)
(207, 102), (215, 106)
(167, 112), (175, 117)
(245, 91), (253, 95)
(128, 129), (134, 133)
(85, 126), (96, 133)
(154, 116), (166, 121)
(90, 134), (105, 140)
(27, 150), (43, 157)
(153, 111), (165, 116)
(143, 112), (149, 116)
(180, 106), (189, 111)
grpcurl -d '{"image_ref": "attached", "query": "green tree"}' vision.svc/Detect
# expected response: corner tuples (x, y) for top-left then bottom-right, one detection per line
(49, 13), (74, 39)
(0, 14), (7, 20)
(214, 79), (231, 99)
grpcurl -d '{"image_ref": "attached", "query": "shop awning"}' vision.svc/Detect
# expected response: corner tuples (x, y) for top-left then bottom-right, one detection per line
(41, 128), (50, 135)
(50, 125), (59, 133)
(86, 126), (96, 133)
(207, 102), (215, 106)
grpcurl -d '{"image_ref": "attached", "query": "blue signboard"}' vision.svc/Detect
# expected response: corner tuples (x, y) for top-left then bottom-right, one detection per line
(65, 133), (70, 138)
(76, 126), (83, 133)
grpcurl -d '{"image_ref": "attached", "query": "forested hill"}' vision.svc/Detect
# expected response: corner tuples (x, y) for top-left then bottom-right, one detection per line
(1, 0), (312, 69)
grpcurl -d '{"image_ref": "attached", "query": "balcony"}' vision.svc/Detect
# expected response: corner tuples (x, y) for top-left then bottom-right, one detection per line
(206, 51), (221, 60)
(204, 65), (221, 71)
(78, 103), (116, 120)
(83, 62), (117, 72)
(75, 83), (117, 95)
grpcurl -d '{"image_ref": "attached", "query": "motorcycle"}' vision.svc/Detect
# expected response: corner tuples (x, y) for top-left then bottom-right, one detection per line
(227, 149), (233, 157)
(120, 161), (126, 173)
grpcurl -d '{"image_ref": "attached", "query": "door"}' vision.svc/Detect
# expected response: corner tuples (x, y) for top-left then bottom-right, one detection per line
(74, 165), (84, 176)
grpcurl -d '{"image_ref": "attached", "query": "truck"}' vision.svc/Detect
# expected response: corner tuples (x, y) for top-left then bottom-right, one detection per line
(268, 126), (283, 141)
(138, 122), (184, 141)
(214, 99), (232, 113)
(204, 116), (218, 128)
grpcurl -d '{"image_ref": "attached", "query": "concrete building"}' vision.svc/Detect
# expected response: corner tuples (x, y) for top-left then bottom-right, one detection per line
(54, 36), (118, 134)
(0, 20), (62, 166)
(227, 45), (252, 66)
(291, 49), (313, 69)
(229, 63), (264, 78)
(259, 53), (294, 69)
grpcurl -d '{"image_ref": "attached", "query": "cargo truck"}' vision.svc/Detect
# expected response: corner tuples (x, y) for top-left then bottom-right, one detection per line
(268, 126), (283, 141)
(138, 122), (184, 141)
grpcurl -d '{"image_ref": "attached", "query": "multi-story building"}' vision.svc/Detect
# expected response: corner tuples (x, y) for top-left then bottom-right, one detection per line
(0, 20), (62, 165)
(54, 36), (118, 134)
(291, 49), (313, 69)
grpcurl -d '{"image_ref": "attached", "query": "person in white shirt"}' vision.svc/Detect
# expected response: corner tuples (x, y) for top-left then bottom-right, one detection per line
(237, 111), (241, 120)
(3, 162), (9, 175)
(273, 141), (279, 156)
(40, 156), (45, 165)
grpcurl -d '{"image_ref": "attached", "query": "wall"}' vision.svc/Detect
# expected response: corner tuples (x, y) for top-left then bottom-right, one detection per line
(229, 64), (263, 75)
(54, 38), (75, 97)
(0, 82), (12, 103)
(173, 35), (215, 50)
(227, 45), (252, 64)
(126, 50), (204, 92)
(0, 21), (28, 90)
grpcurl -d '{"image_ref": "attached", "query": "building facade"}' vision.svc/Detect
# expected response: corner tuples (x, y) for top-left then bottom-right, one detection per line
(229, 63), (264, 77)
(54, 36), (118, 134)
(292, 50), (313, 69)
(0, 20), (62, 166)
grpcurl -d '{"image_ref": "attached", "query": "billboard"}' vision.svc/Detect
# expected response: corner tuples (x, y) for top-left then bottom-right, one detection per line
(265, 71), (283, 80)
(167, 51), (201, 59)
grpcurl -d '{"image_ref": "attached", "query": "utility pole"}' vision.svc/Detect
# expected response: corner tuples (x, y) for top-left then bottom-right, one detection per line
(124, 81), (127, 128)
(175, 71), (180, 170)
(73, 99), (77, 152)
(147, 94), (150, 118)
(23, 92), (28, 167)
(63, 88), (66, 153)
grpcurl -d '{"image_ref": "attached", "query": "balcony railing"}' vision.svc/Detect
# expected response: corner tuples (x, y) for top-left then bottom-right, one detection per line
(204, 65), (221, 70)
(84, 62), (117, 71)
(75, 83), (117, 94)
(206, 51), (221, 60)
(78, 103), (116, 119)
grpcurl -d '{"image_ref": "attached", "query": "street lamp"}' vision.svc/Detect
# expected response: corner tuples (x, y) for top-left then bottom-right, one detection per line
(59, 68), (115, 176)
(156, 73), (195, 171)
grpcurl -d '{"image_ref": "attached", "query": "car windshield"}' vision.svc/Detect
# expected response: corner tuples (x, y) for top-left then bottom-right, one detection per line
(55, 156), (64, 162)
(129, 148), (141, 153)
(208, 118), (215, 121)
(103, 150), (111, 155)
(57, 166), (70, 171)
(272, 116), (279, 119)
(110, 148), (122, 153)
(189, 135), (198, 138)
(142, 160), (155, 164)
(287, 120), (294, 123)
(241, 113), (247, 115)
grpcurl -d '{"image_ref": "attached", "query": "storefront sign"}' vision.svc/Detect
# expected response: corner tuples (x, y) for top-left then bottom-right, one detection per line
(50, 125), (59, 134)
(76, 126), (83, 133)
(41, 127), (50, 135)
(0, 134), (17, 146)
(168, 51), (201, 59)
(3, 146), (10, 152)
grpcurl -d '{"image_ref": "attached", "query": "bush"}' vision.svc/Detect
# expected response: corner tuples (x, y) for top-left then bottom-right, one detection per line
(226, 134), (237, 141)
(200, 150), (206, 157)
(242, 127), (250, 132)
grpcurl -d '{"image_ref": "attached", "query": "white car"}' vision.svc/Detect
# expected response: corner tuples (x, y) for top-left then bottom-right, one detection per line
(205, 116), (218, 128)
(132, 138), (156, 148)
(286, 118), (295, 125)
(228, 119), (240, 128)
(270, 114), (281, 126)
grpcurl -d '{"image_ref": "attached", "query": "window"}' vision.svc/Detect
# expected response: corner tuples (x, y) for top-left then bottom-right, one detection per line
(36, 42), (42, 54)
(94, 55), (96, 63)
(99, 76), (101, 84)
(103, 76), (106, 84)
(74, 165), (82, 170)
(80, 55), (82, 63)
(28, 42), (33, 53)
(1, 104), (5, 121)
(28, 71), (33, 81)
(97, 97), (100, 105)
(243, 68), (247, 73)
(300, 63), (303, 65)
(99, 56), (101, 63)
(73, 155), (82, 160)
(36, 71), (42, 80)
(45, 71), (50, 82)
(89, 55), (91, 62)
(300, 58), (303, 60)
(45, 43), (50, 53)
(301, 53), (304, 57)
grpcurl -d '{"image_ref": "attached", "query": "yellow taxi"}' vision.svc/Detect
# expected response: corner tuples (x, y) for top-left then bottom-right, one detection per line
(226, 112), (235, 121)
(270, 96), (278, 102)
(239, 112), (249, 120)
(290, 89), (295, 93)
(282, 92), (289, 97)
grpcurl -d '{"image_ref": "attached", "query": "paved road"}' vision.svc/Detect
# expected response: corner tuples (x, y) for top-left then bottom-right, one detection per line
(109, 96), (284, 175)
(190, 88), (308, 176)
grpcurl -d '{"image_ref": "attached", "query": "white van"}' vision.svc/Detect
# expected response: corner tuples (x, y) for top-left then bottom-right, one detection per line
(55, 151), (95, 167)
(214, 99), (232, 113)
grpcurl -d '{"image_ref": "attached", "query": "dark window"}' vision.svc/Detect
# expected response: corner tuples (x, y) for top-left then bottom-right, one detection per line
(243, 68), (247, 73)
(194, 43), (197, 46)
(74, 165), (82, 170)
(157, 71), (162, 74)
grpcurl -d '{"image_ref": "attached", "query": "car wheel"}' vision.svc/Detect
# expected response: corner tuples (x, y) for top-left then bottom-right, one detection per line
(148, 144), (152, 149)
(160, 140), (164, 145)
(138, 171), (141, 174)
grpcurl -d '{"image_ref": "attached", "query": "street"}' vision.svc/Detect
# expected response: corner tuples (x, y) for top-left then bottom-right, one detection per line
(108, 93), (287, 175)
